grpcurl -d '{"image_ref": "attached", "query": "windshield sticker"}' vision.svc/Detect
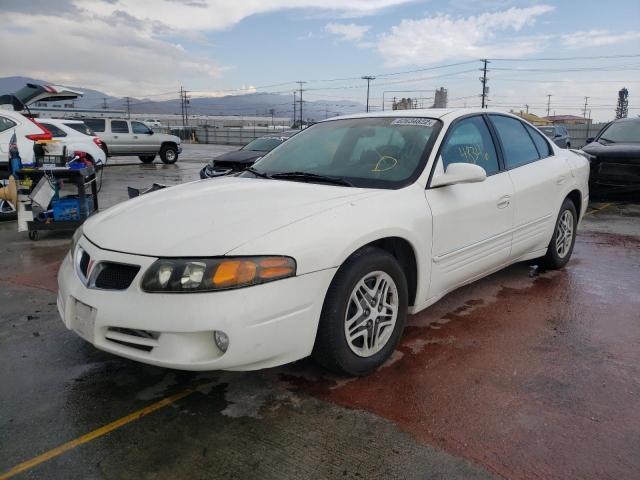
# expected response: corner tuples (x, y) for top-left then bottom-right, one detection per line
(391, 118), (436, 127)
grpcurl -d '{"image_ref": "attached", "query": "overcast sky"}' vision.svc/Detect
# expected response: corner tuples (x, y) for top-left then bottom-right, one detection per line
(2, 0), (639, 121)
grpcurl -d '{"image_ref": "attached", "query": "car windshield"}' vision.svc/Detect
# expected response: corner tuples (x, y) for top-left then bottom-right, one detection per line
(242, 137), (285, 152)
(247, 117), (440, 189)
(64, 122), (94, 136)
(598, 121), (640, 143)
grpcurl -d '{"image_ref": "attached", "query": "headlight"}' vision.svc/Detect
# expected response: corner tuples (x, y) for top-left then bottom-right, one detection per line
(141, 256), (296, 293)
(70, 226), (83, 258)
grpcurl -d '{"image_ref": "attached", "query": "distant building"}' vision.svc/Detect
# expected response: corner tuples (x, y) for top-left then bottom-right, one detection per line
(31, 104), (126, 119)
(511, 110), (551, 125)
(544, 115), (590, 125)
(432, 87), (448, 108)
(392, 97), (416, 110)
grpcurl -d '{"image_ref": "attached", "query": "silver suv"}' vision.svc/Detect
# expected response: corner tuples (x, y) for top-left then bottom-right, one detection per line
(538, 125), (571, 149)
(83, 118), (182, 164)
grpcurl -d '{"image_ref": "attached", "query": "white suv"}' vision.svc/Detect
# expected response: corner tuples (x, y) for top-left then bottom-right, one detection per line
(37, 119), (107, 165)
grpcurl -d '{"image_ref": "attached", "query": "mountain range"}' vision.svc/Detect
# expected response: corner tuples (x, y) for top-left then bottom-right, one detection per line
(0, 76), (364, 120)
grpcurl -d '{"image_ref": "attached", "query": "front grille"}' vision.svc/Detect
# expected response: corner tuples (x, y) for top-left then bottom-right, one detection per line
(94, 263), (140, 290)
(79, 250), (90, 277)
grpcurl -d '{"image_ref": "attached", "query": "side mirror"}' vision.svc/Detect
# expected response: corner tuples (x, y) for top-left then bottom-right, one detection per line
(148, 130), (154, 135)
(431, 162), (487, 188)
(586, 137), (594, 143)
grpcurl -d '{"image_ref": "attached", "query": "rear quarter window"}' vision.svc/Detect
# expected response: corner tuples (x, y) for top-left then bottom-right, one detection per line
(111, 120), (129, 133)
(84, 119), (105, 132)
(525, 124), (553, 158)
(489, 115), (540, 169)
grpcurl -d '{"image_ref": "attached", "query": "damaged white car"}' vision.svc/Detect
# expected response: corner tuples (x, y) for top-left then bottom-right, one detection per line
(57, 109), (589, 376)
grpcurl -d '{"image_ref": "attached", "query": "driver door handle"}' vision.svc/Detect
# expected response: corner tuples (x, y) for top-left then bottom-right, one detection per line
(497, 195), (511, 209)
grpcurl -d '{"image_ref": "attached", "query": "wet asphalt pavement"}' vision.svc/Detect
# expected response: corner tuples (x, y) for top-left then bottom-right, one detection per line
(1, 144), (639, 479)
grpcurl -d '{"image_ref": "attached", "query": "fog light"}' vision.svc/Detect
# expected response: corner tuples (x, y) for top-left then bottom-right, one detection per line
(214, 331), (229, 353)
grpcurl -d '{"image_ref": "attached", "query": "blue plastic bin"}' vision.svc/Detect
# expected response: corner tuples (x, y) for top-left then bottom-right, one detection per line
(52, 195), (94, 221)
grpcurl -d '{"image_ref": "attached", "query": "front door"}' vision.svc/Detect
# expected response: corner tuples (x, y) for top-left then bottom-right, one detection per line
(425, 115), (514, 299)
(130, 121), (157, 154)
(108, 120), (133, 154)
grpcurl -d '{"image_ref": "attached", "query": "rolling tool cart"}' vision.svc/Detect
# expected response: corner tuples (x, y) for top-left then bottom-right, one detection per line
(17, 165), (99, 241)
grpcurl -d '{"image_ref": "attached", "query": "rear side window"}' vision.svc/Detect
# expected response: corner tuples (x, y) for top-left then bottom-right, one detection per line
(111, 120), (129, 133)
(39, 123), (67, 138)
(489, 115), (539, 169)
(440, 115), (499, 175)
(0, 117), (17, 133)
(64, 122), (94, 136)
(84, 119), (105, 132)
(525, 124), (552, 158)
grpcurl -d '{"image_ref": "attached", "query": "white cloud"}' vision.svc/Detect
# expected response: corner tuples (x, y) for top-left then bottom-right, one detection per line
(561, 30), (640, 48)
(77, 0), (413, 32)
(377, 5), (555, 66)
(325, 22), (371, 42)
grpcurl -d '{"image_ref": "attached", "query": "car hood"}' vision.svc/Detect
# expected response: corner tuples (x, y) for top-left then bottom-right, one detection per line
(212, 150), (264, 165)
(582, 142), (640, 159)
(83, 177), (379, 257)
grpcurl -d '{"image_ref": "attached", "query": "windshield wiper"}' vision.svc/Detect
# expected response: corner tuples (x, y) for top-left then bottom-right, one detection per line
(245, 167), (272, 179)
(270, 171), (354, 187)
(598, 137), (615, 144)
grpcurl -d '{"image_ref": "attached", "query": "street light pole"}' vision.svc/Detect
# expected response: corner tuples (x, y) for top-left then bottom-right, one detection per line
(362, 76), (376, 112)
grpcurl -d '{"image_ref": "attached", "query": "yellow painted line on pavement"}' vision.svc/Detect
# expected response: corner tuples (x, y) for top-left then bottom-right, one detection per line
(585, 202), (615, 216)
(0, 385), (201, 479)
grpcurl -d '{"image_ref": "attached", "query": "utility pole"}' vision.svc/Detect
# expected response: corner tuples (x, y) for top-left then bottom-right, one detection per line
(180, 86), (185, 127)
(292, 91), (297, 127)
(525, 104), (529, 114)
(102, 98), (108, 110)
(480, 59), (490, 108)
(296, 81), (306, 129)
(125, 97), (131, 119)
(361, 75), (376, 112)
(583, 97), (589, 118)
(546, 94), (552, 117)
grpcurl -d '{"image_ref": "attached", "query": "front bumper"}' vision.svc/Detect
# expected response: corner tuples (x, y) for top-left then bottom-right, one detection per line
(57, 237), (336, 371)
(590, 158), (640, 190)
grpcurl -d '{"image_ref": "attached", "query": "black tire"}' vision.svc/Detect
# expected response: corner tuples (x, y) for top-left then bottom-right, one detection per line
(139, 155), (156, 163)
(539, 198), (578, 270)
(160, 145), (178, 164)
(312, 247), (408, 376)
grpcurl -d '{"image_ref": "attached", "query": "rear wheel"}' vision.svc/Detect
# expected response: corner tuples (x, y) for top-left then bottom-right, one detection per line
(539, 198), (577, 269)
(160, 145), (178, 164)
(313, 247), (408, 376)
(0, 198), (16, 221)
(139, 155), (155, 163)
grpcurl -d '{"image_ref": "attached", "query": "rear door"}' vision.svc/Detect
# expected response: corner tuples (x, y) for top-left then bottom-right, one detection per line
(425, 114), (515, 297)
(488, 115), (570, 259)
(108, 120), (133, 154)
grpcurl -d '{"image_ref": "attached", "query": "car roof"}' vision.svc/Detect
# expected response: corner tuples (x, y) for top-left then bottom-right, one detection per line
(323, 108), (521, 123)
(612, 117), (640, 123)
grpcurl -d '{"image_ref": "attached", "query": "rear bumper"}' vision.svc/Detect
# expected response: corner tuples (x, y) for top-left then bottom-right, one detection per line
(57, 238), (336, 371)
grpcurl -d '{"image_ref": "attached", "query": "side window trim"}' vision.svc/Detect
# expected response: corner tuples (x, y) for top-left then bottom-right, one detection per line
(427, 113), (504, 189)
(525, 123), (553, 159)
(487, 114), (544, 171)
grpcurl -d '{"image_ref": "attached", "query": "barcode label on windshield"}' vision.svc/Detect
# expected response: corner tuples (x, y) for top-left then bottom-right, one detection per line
(391, 118), (436, 127)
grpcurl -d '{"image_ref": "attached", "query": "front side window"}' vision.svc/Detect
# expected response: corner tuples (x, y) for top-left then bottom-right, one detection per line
(0, 117), (17, 133)
(131, 121), (152, 134)
(525, 124), (552, 158)
(249, 117), (440, 188)
(440, 116), (499, 175)
(490, 115), (540, 169)
(84, 119), (105, 132)
(39, 123), (67, 138)
(111, 120), (129, 133)
(598, 120), (640, 143)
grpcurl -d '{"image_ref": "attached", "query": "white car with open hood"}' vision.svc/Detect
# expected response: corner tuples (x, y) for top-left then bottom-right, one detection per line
(57, 109), (589, 376)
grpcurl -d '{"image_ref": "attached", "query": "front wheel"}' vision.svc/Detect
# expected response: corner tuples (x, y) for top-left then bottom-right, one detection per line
(139, 155), (155, 163)
(0, 199), (17, 221)
(160, 145), (178, 164)
(313, 247), (408, 376)
(539, 198), (577, 269)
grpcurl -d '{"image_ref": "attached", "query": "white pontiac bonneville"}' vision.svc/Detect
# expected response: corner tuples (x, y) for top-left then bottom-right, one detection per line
(58, 109), (589, 376)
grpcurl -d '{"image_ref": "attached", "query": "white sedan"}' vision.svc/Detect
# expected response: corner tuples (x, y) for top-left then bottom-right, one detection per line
(57, 109), (589, 376)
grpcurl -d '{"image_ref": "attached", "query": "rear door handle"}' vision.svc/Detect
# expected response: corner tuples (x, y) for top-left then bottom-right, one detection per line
(113, 135), (119, 139)
(497, 195), (511, 209)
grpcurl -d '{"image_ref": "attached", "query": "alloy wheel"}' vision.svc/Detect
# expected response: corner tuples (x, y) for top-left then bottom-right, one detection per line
(344, 271), (399, 357)
(555, 209), (574, 258)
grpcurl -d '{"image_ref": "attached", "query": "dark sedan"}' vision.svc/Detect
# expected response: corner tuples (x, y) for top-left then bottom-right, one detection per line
(582, 118), (640, 192)
(200, 131), (297, 179)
